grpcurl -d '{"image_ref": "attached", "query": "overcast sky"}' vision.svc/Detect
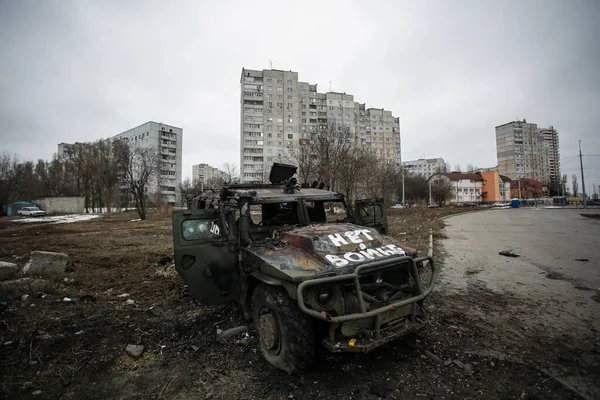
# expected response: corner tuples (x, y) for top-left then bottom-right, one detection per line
(1, 0), (599, 193)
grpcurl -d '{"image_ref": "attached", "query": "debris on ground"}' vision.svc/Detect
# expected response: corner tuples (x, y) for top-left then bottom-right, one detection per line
(0, 209), (594, 399)
(499, 250), (520, 257)
(0, 261), (18, 280)
(125, 344), (144, 358)
(216, 326), (248, 341)
(22, 250), (71, 276)
(154, 256), (173, 267)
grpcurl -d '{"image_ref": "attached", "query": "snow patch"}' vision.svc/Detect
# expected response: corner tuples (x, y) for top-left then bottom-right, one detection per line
(17, 214), (101, 224)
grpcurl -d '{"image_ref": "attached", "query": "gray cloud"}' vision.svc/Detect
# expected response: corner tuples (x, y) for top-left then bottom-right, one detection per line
(1, 0), (599, 192)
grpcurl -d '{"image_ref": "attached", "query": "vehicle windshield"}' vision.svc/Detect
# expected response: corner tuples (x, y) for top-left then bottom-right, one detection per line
(250, 199), (349, 226)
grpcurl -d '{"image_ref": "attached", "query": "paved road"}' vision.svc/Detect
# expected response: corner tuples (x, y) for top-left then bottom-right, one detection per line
(443, 208), (600, 291)
(440, 208), (600, 399)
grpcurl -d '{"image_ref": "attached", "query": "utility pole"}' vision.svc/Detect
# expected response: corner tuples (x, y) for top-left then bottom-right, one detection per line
(428, 182), (432, 205)
(518, 178), (522, 200)
(401, 169), (405, 205)
(579, 140), (587, 209)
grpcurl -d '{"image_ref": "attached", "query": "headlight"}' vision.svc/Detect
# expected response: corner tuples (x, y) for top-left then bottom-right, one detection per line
(316, 285), (334, 307)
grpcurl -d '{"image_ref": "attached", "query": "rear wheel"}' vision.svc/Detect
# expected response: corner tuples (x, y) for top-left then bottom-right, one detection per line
(251, 284), (316, 374)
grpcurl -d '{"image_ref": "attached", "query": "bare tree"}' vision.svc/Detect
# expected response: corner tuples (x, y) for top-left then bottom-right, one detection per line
(0, 153), (23, 205)
(466, 163), (474, 173)
(454, 164), (461, 172)
(222, 162), (239, 184)
(337, 146), (374, 203)
(431, 179), (455, 205)
(572, 174), (579, 197)
(288, 141), (315, 185)
(122, 144), (159, 220)
(403, 175), (429, 202)
(561, 174), (569, 196)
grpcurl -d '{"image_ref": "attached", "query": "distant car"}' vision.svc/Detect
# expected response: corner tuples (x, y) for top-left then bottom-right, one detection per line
(17, 207), (46, 217)
(391, 204), (405, 209)
(428, 204), (440, 208)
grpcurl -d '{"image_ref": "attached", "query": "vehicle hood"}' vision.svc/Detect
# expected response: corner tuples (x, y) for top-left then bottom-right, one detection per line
(243, 223), (418, 281)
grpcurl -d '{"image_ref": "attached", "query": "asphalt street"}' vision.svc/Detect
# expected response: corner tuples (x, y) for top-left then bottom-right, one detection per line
(440, 208), (600, 399)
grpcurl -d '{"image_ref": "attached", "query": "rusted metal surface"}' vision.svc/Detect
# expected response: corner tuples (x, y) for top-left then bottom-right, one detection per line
(295, 256), (437, 323)
(245, 223), (418, 277)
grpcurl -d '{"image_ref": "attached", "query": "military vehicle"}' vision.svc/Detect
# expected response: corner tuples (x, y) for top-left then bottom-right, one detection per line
(172, 163), (437, 373)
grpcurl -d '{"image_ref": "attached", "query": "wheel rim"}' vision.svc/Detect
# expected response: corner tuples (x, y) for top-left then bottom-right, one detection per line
(258, 311), (280, 354)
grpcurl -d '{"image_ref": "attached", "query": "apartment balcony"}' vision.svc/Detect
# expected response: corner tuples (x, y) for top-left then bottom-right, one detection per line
(243, 93), (263, 99)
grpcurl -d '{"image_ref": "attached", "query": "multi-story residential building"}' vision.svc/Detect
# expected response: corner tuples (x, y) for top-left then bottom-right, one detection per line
(192, 163), (227, 188)
(58, 121), (183, 204)
(402, 158), (446, 178)
(240, 68), (401, 183)
(539, 126), (561, 193)
(495, 120), (550, 183)
(111, 122), (182, 204)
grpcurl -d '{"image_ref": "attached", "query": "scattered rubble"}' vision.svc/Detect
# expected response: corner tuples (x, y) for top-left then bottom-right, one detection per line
(0, 261), (18, 281)
(216, 326), (248, 341)
(23, 251), (71, 276)
(499, 250), (520, 257)
(125, 344), (144, 358)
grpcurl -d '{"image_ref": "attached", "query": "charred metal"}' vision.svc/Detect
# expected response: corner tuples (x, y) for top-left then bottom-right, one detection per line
(172, 163), (437, 372)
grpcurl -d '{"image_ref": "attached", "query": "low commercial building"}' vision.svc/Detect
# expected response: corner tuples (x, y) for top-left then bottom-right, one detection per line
(435, 173), (484, 204)
(480, 171), (511, 202)
(35, 196), (85, 214)
(509, 178), (548, 199)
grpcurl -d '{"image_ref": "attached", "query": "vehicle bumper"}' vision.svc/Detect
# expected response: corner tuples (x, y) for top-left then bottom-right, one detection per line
(296, 256), (437, 353)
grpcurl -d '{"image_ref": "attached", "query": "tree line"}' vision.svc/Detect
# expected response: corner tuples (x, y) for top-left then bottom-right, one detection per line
(1, 139), (160, 220)
(283, 124), (443, 205)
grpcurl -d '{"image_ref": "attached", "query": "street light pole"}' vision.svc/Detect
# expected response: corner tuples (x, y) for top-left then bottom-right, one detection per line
(402, 169), (405, 205)
(579, 140), (587, 209)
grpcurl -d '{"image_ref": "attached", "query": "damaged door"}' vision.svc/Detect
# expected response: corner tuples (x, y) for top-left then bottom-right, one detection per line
(172, 209), (239, 304)
(352, 199), (388, 234)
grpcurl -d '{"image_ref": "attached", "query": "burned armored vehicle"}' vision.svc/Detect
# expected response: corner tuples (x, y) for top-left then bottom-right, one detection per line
(172, 163), (437, 373)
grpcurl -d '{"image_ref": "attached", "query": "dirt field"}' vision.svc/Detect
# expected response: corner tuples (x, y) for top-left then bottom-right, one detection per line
(0, 207), (588, 399)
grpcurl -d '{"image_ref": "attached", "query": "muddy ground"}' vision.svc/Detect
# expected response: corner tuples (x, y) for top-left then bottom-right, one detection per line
(0, 207), (593, 399)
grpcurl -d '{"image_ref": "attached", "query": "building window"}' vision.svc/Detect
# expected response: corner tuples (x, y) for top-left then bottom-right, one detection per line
(287, 87), (292, 92)
(277, 79), (282, 84)
(288, 134), (293, 139)
(267, 78), (272, 83)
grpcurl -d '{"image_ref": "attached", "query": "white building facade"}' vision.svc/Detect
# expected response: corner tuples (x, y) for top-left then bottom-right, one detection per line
(110, 122), (182, 204)
(240, 68), (401, 183)
(433, 173), (483, 204)
(402, 158), (446, 178)
(192, 163), (227, 188)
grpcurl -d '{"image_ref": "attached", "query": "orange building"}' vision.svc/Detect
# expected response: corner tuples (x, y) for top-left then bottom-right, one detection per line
(480, 171), (511, 202)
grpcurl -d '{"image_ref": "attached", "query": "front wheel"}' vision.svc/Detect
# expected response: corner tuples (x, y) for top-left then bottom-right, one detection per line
(251, 284), (316, 374)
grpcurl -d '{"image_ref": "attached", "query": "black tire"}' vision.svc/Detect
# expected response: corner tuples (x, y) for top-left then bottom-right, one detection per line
(251, 284), (316, 374)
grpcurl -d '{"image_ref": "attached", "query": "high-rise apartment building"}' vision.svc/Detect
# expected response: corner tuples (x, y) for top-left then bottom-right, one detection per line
(58, 121), (183, 204)
(539, 126), (561, 192)
(240, 68), (401, 183)
(192, 163), (227, 187)
(495, 120), (549, 183)
(402, 158), (447, 177)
